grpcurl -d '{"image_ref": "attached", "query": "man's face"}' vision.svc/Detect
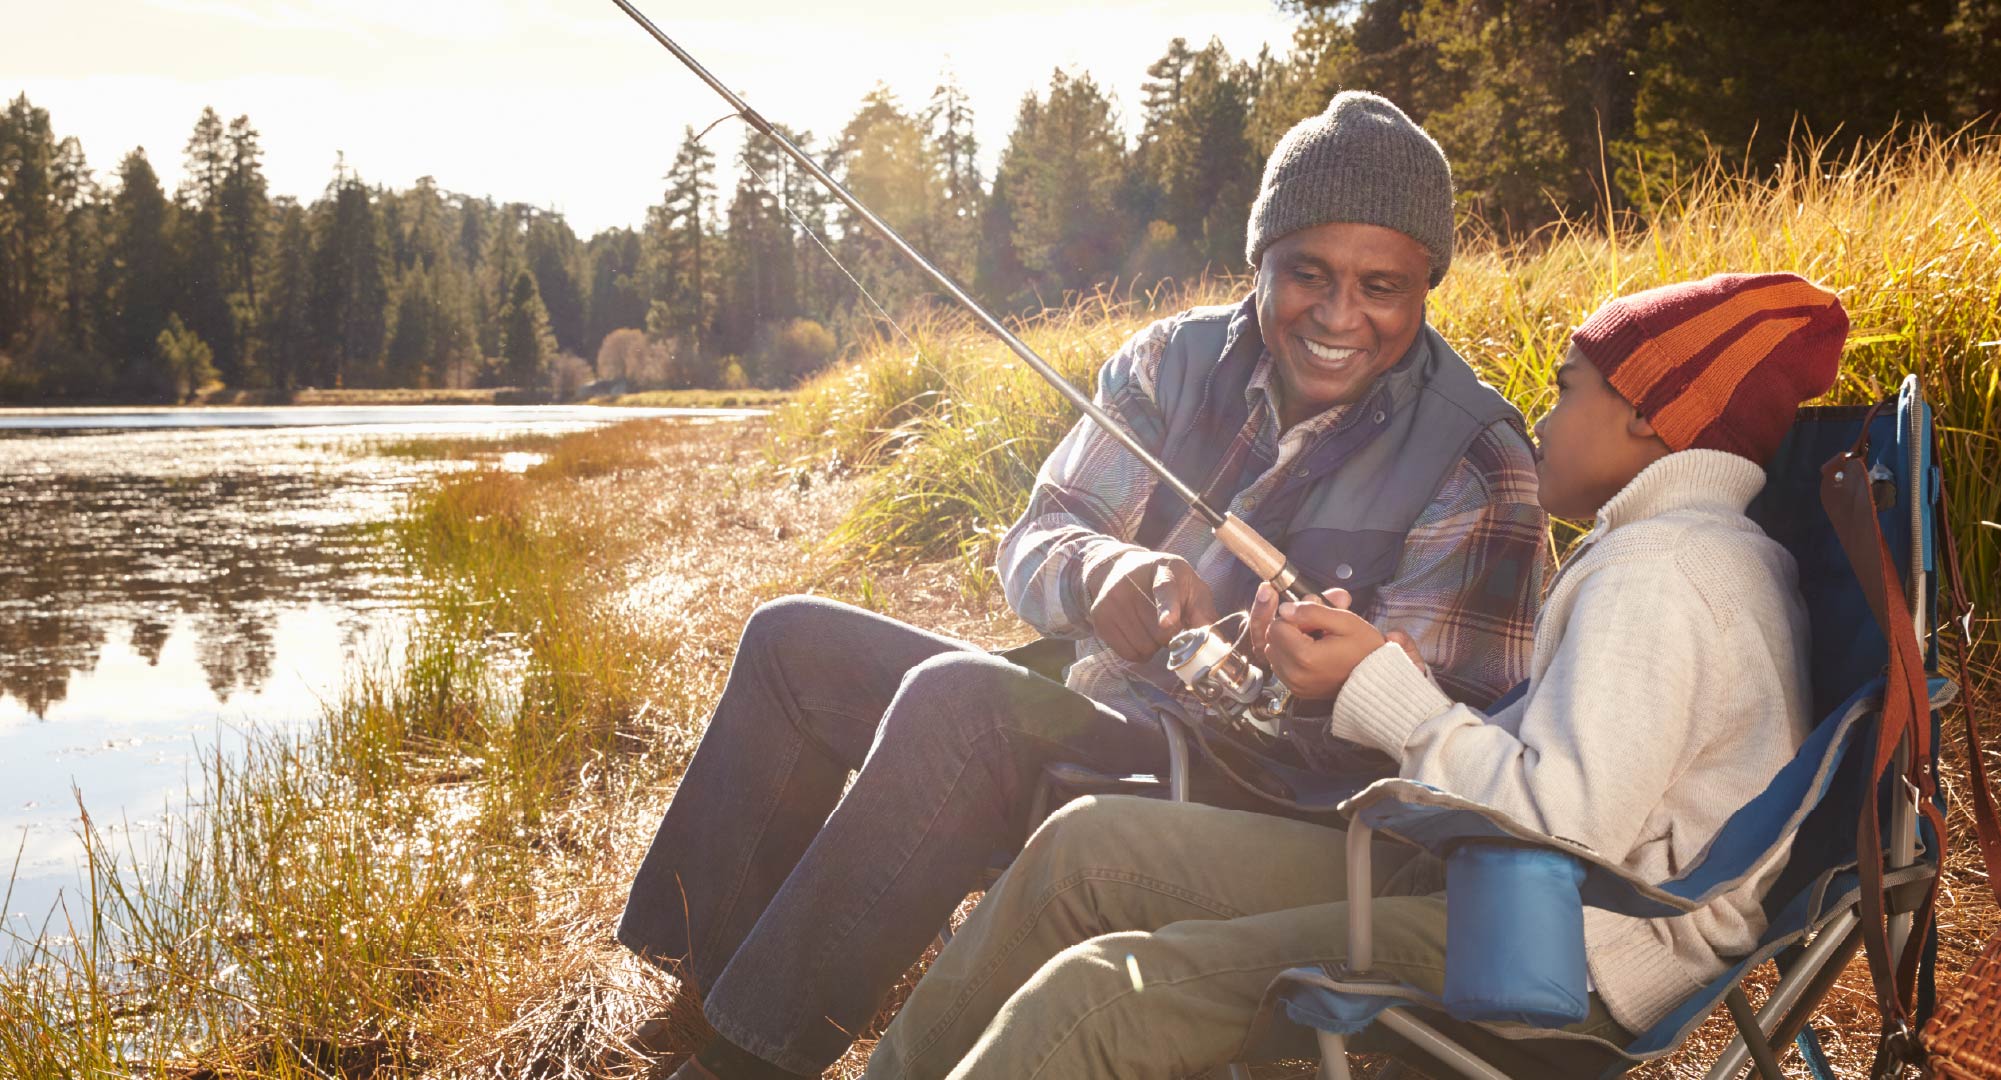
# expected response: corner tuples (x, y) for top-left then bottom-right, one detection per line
(1531, 346), (1671, 520)
(1254, 222), (1432, 428)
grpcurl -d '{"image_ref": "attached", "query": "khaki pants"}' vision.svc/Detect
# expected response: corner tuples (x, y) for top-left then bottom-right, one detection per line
(863, 795), (1630, 1080)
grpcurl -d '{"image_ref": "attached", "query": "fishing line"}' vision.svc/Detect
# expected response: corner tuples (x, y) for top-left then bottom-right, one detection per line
(609, 0), (1312, 607)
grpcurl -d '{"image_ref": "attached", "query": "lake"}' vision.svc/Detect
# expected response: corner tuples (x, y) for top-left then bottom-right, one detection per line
(0, 405), (755, 949)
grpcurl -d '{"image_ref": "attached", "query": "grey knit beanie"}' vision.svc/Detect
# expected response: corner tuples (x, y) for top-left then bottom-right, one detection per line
(1244, 91), (1455, 286)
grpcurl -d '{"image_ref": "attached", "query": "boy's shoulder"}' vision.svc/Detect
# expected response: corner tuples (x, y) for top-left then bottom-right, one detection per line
(1585, 508), (1797, 629)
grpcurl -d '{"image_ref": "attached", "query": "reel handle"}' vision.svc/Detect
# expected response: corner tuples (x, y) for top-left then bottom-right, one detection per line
(1214, 513), (1313, 603)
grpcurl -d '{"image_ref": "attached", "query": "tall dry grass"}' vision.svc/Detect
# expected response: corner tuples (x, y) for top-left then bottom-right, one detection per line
(0, 422), (699, 1078)
(781, 129), (2001, 610)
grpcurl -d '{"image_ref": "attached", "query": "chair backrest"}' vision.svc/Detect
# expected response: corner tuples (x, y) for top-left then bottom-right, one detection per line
(1747, 379), (1936, 721)
(1746, 376), (1940, 911)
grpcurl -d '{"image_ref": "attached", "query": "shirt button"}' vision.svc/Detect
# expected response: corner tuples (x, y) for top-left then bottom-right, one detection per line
(1373, 410), (1387, 424)
(1335, 563), (1354, 580)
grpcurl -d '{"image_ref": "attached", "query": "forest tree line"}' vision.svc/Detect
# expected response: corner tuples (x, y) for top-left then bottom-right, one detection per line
(3, 0), (1995, 403)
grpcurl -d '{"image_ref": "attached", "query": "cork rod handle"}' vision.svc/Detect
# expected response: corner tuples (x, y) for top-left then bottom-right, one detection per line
(1214, 514), (1310, 602)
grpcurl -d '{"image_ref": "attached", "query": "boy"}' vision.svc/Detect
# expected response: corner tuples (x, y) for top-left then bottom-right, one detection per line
(861, 272), (1848, 1080)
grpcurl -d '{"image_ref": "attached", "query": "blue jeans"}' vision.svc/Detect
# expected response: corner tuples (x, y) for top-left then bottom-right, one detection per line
(617, 596), (1168, 1074)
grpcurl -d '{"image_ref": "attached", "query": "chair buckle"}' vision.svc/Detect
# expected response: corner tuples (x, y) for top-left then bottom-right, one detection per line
(1869, 1019), (1924, 1080)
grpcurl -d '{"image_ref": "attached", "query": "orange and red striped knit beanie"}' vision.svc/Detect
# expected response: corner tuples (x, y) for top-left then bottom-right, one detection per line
(1570, 272), (1848, 466)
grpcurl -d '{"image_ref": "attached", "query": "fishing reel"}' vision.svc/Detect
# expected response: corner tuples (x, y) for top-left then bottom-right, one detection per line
(1164, 610), (1294, 742)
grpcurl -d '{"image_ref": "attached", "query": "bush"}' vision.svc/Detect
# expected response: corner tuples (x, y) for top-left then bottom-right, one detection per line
(760, 318), (838, 386)
(548, 353), (594, 400)
(155, 314), (218, 403)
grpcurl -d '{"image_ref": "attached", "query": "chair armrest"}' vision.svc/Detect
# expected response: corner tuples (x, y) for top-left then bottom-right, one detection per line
(1338, 779), (1698, 920)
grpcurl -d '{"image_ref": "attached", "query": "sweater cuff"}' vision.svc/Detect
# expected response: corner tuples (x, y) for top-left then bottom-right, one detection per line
(1329, 641), (1457, 756)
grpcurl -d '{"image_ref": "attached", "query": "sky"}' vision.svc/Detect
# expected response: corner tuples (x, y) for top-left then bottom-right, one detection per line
(5, 0), (1300, 237)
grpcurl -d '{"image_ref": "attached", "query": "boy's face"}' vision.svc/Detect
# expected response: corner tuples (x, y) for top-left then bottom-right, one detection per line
(1532, 346), (1672, 520)
(1255, 222), (1431, 429)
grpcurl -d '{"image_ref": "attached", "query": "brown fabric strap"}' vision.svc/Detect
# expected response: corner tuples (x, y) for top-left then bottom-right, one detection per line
(1818, 412), (1936, 1040)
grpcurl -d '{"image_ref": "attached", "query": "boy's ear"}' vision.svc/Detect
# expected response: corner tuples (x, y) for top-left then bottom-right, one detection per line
(1628, 410), (1661, 440)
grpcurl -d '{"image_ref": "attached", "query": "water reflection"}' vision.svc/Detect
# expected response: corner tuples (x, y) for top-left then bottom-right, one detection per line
(0, 427), (420, 720)
(0, 412), (695, 938)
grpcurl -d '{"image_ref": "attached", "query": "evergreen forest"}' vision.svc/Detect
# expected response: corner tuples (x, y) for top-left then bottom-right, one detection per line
(2, 0), (1996, 403)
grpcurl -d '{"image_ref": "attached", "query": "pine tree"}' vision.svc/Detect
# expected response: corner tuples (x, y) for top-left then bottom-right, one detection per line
(51, 135), (103, 391)
(430, 260), (481, 388)
(220, 115), (268, 383)
(1158, 40), (1257, 269)
(478, 202), (524, 362)
(385, 265), (435, 386)
(643, 127), (716, 376)
(772, 124), (837, 319)
(495, 266), (556, 387)
(999, 70), (1129, 297)
(718, 129), (798, 362)
(100, 148), (177, 397)
(0, 94), (62, 353)
(1137, 37), (1195, 164)
(178, 107), (242, 385)
(584, 227), (646, 359)
(925, 71), (984, 279)
(262, 197), (312, 392)
(974, 99), (1035, 309)
(307, 163), (388, 387)
(524, 211), (585, 355)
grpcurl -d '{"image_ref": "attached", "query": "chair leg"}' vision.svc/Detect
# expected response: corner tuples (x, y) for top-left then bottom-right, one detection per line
(1165, 720), (1192, 803)
(1316, 1031), (1353, 1080)
(1705, 910), (1860, 1080)
(1724, 986), (1787, 1080)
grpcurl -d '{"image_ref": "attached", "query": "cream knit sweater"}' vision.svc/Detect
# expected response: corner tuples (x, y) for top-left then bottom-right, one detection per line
(1329, 449), (1813, 1033)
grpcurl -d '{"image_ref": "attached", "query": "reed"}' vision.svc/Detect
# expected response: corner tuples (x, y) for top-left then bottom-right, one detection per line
(783, 129), (2001, 610)
(0, 421), (696, 1077)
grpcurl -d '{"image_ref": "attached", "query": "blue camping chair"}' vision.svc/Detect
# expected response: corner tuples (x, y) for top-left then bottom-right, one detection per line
(1256, 374), (1954, 1080)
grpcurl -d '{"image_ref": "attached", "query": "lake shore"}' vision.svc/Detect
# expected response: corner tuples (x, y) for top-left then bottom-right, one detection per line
(0, 416), (1022, 1078)
(0, 386), (793, 413)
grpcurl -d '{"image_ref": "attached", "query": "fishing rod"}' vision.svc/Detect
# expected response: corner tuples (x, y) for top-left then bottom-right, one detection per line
(607, 0), (1312, 612)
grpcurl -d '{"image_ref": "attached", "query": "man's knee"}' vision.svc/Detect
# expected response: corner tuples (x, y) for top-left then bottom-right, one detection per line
(738, 594), (855, 659)
(879, 651), (1028, 742)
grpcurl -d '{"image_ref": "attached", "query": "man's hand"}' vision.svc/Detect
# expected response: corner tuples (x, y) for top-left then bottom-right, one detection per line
(1265, 599), (1390, 699)
(1089, 551), (1218, 663)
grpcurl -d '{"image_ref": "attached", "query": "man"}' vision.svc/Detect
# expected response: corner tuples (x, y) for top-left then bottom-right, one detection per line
(618, 90), (1547, 1080)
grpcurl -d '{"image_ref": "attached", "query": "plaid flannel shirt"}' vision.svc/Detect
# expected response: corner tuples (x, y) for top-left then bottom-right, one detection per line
(998, 315), (1549, 722)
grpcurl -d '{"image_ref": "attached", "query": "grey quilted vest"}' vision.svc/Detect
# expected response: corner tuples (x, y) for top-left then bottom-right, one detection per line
(1134, 296), (1526, 613)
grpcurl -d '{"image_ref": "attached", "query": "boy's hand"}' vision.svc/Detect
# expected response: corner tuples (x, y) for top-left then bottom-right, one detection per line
(1090, 551), (1218, 663)
(1265, 599), (1389, 699)
(1247, 583), (1350, 662)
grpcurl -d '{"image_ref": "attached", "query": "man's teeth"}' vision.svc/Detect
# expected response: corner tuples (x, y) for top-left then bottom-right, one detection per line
(1303, 339), (1361, 363)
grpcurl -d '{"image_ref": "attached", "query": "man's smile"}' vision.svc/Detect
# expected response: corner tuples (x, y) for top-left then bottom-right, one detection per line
(1298, 337), (1365, 371)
